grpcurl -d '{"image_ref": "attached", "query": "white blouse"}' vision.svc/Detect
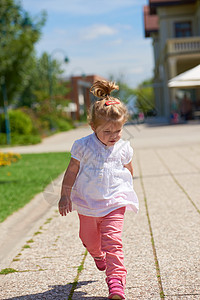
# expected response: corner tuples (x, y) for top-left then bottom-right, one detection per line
(70, 133), (139, 217)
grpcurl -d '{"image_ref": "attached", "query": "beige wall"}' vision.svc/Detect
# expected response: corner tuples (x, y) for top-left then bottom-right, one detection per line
(157, 5), (196, 49)
(151, 2), (200, 120)
(196, 1), (200, 34)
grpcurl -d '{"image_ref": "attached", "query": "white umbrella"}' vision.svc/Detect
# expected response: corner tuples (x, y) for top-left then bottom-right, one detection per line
(168, 64), (200, 88)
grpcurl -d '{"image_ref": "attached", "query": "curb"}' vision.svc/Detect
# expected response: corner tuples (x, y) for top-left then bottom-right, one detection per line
(0, 173), (64, 271)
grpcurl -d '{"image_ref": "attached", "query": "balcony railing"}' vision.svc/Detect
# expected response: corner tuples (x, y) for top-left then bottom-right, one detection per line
(166, 36), (200, 55)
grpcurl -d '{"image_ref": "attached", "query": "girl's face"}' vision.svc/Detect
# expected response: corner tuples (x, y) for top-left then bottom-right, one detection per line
(92, 121), (123, 147)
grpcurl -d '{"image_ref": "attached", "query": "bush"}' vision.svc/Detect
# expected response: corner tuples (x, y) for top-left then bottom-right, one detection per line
(0, 108), (74, 146)
(55, 118), (74, 131)
(41, 115), (74, 132)
(0, 110), (33, 135)
(0, 133), (41, 145)
(11, 134), (41, 145)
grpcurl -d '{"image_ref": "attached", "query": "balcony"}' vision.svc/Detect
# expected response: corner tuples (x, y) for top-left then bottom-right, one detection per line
(165, 36), (200, 56)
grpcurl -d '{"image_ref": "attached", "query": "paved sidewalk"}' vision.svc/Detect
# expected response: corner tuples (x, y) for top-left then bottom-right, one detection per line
(0, 123), (200, 299)
(0, 126), (93, 154)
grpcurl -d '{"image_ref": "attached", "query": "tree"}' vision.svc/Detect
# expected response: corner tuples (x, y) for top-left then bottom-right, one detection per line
(0, 0), (46, 106)
(108, 74), (135, 103)
(108, 74), (156, 117)
(18, 52), (70, 109)
(134, 79), (156, 116)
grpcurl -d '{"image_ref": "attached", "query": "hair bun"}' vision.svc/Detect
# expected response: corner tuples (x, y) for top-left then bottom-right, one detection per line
(90, 80), (119, 98)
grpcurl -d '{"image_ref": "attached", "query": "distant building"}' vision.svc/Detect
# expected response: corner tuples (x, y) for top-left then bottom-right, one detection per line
(144, 0), (200, 121)
(68, 75), (106, 120)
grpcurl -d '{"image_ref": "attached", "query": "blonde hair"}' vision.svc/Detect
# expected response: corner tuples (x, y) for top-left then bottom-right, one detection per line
(88, 80), (128, 128)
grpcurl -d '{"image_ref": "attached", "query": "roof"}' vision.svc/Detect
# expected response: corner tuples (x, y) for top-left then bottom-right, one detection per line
(168, 64), (200, 88)
(150, 0), (196, 4)
(143, 5), (159, 37)
(149, 0), (197, 14)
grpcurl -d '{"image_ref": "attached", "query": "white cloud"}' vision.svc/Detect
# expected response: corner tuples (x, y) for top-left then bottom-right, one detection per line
(81, 24), (117, 40)
(21, 0), (153, 87)
(61, 42), (153, 87)
(35, 28), (153, 87)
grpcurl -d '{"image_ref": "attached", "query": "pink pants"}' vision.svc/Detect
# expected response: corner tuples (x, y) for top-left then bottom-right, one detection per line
(78, 207), (127, 285)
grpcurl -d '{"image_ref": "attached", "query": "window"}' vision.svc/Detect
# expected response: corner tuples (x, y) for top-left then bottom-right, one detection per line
(174, 22), (192, 37)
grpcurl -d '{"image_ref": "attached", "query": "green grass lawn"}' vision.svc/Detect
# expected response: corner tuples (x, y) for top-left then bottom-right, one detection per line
(0, 152), (70, 223)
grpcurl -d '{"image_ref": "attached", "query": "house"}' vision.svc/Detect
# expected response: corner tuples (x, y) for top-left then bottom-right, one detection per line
(144, 0), (200, 122)
(69, 75), (106, 120)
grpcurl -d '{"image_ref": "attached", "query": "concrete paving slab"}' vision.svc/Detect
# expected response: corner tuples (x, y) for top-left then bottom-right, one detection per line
(156, 146), (200, 212)
(173, 146), (200, 171)
(72, 254), (108, 300)
(137, 148), (200, 299)
(123, 175), (160, 300)
(1, 123), (200, 154)
(174, 173), (200, 212)
(0, 174), (63, 270)
(124, 124), (200, 150)
(0, 126), (92, 154)
(74, 176), (161, 299)
(0, 211), (84, 299)
(155, 148), (198, 175)
(1, 123), (200, 299)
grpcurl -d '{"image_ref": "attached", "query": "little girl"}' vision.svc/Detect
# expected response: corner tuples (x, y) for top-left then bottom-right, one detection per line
(59, 80), (139, 300)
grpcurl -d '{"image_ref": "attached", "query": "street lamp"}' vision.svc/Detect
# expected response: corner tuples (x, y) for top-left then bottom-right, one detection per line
(48, 49), (69, 105)
(1, 76), (11, 144)
(70, 67), (86, 78)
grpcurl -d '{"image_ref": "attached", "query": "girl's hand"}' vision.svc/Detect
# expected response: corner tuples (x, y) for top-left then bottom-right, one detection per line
(124, 160), (134, 177)
(58, 195), (72, 216)
(59, 157), (79, 216)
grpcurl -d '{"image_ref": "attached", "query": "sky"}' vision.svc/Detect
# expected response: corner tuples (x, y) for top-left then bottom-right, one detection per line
(21, 0), (153, 88)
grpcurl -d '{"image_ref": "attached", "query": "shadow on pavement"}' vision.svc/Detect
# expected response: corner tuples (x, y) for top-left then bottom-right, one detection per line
(4, 281), (108, 300)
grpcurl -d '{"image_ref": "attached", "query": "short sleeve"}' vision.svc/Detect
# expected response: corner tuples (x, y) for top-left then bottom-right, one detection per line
(121, 141), (133, 165)
(71, 139), (84, 161)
